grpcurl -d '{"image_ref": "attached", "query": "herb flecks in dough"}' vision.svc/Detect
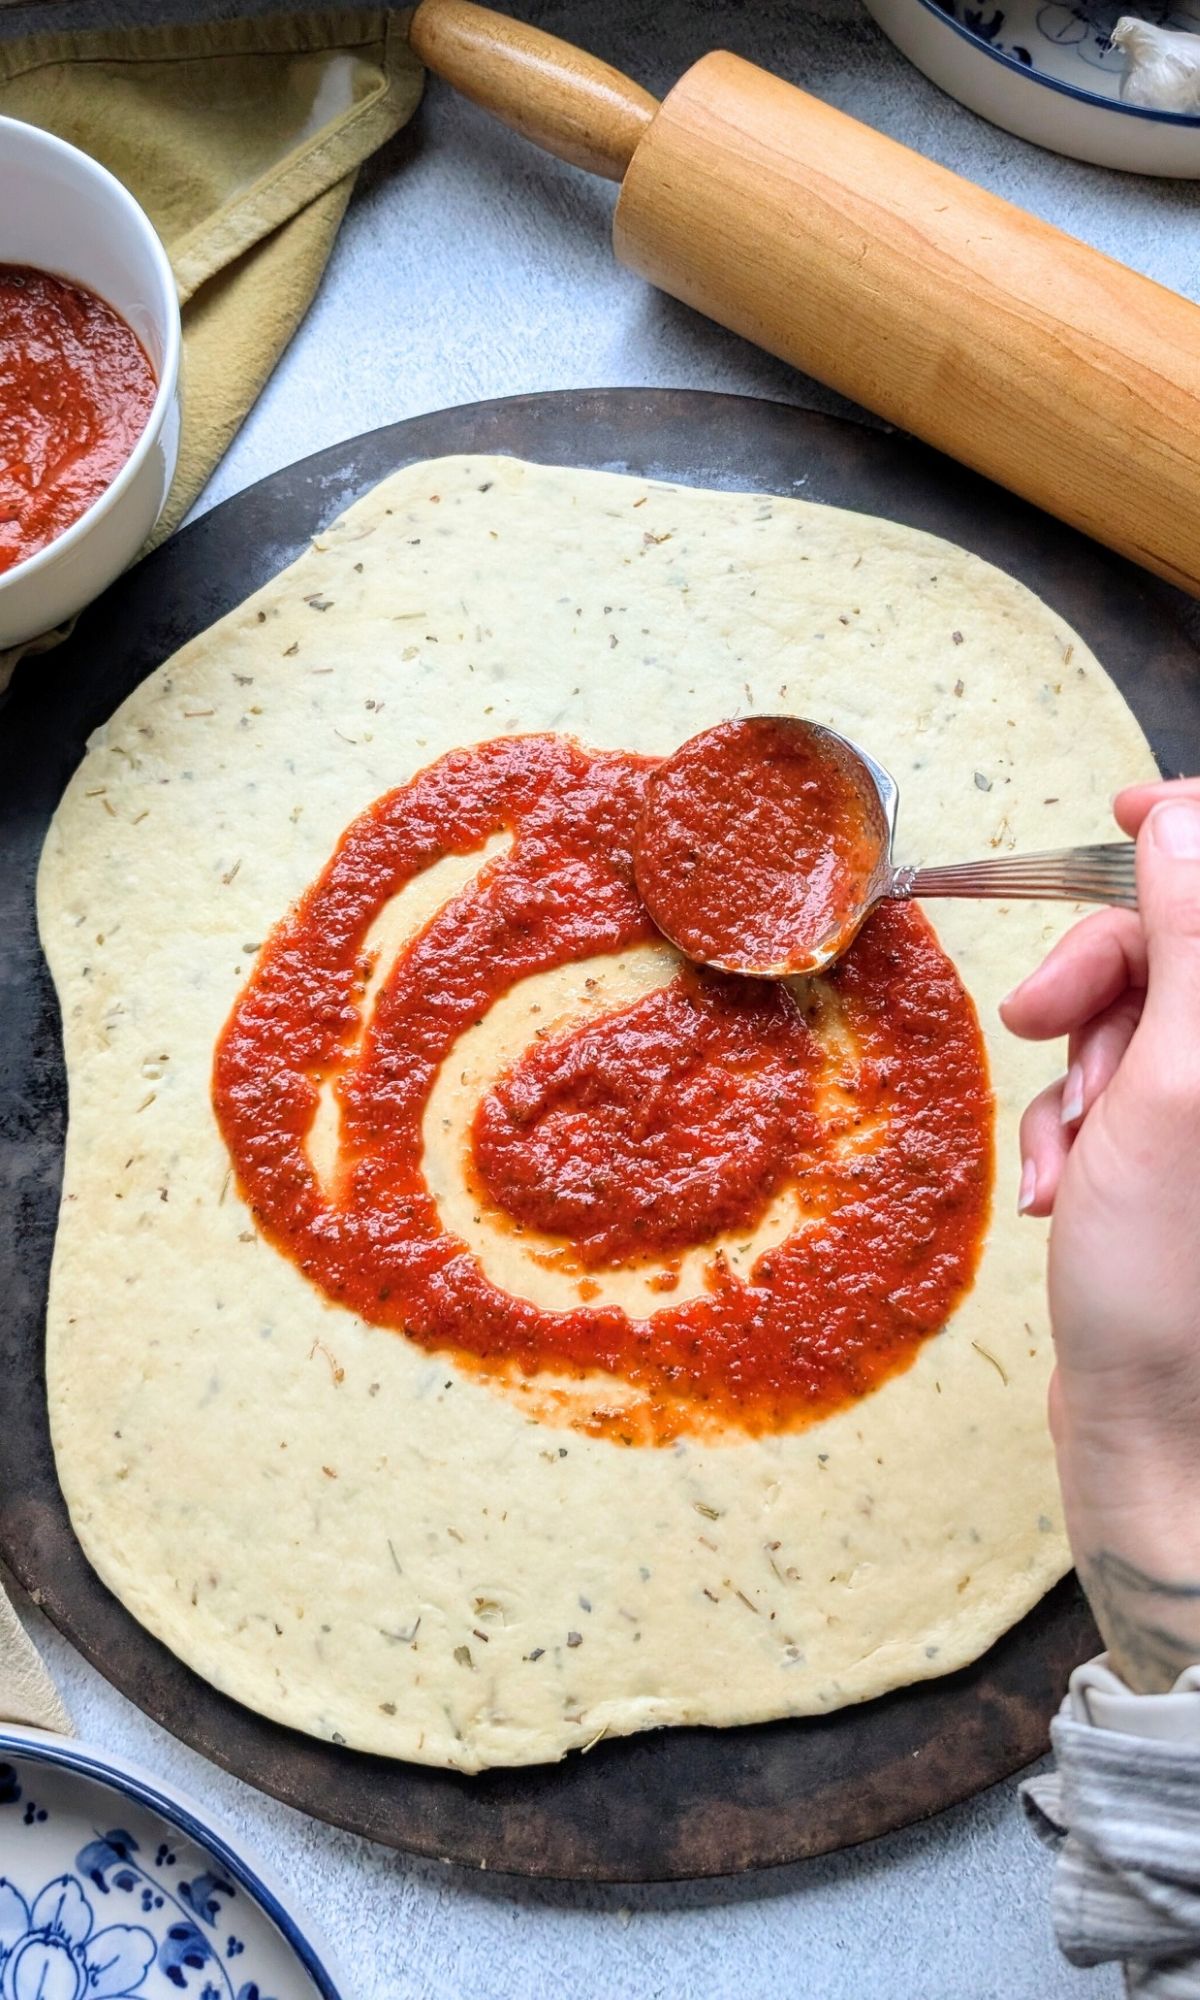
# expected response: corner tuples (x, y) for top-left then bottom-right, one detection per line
(40, 453), (1154, 1770)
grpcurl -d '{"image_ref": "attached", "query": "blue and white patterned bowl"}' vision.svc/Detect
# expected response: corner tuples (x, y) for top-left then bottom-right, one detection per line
(864, 0), (1200, 173)
(0, 1728), (345, 2000)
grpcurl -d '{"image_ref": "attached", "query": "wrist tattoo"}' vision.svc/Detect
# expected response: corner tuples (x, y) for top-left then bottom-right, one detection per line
(1081, 1549), (1200, 1693)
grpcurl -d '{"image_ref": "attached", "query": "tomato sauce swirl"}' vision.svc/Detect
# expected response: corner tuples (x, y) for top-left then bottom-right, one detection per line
(213, 734), (993, 1441)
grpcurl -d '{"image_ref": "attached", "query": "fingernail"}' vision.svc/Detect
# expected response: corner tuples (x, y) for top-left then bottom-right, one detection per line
(1018, 1158), (1038, 1214)
(1061, 1063), (1084, 1126)
(1149, 800), (1200, 858)
(999, 978), (1025, 1011)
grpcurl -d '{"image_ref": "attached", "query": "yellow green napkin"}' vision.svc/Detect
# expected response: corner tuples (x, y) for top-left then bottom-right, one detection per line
(0, 9), (422, 545)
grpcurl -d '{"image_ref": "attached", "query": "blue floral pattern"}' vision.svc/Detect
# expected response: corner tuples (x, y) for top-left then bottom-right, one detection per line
(0, 1873), (155, 1998)
(76, 1834), (269, 1999)
(0, 1788), (279, 2000)
(933, 0), (1200, 78)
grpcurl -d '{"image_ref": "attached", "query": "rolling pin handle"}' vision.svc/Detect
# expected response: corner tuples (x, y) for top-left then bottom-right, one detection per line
(408, 0), (658, 182)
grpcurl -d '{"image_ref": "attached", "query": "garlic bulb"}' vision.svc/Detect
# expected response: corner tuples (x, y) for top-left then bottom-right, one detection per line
(1110, 16), (1200, 112)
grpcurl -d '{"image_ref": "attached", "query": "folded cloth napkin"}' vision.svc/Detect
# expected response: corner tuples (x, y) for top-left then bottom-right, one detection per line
(0, 1584), (70, 1735)
(1024, 1657), (1200, 1997)
(0, 8), (423, 675)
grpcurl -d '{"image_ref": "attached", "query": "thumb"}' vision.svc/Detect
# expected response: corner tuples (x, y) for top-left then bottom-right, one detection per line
(1136, 797), (1200, 1043)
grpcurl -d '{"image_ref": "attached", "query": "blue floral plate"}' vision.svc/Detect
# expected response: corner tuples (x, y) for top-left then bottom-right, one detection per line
(0, 1727), (344, 2000)
(864, 0), (1200, 172)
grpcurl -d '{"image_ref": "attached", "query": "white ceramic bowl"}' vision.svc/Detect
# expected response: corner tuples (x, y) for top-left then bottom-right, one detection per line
(864, 0), (1200, 174)
(0, 117), (181, 649)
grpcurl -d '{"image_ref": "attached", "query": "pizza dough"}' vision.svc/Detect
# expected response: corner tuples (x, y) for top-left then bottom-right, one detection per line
(39, 455), (1155, 1770)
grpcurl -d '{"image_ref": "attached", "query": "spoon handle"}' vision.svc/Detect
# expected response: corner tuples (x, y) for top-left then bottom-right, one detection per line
(893, 841), (1138, 911)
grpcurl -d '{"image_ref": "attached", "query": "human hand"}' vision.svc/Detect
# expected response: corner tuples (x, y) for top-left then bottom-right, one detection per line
(1001, 781), (1200, 1691)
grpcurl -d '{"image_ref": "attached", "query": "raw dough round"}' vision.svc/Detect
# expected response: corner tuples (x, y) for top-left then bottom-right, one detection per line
(40, 456), (1155, 1770)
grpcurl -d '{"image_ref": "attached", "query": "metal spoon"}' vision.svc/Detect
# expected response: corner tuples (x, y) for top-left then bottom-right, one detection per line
(634, 716), (1138, 978)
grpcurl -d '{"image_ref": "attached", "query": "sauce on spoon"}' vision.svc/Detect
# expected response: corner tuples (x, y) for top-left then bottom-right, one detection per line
(634, 716), (889, 976)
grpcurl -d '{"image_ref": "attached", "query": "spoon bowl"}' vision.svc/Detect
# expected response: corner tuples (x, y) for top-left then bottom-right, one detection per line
(635, 716), (1138, 978)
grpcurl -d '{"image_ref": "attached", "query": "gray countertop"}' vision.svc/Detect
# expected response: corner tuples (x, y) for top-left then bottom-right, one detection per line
(8, 0), (1198, 1990)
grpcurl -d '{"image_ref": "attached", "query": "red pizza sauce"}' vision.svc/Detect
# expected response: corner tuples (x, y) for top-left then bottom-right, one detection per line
(635, 716), (888, 974)
(213, 734), (993, 1442)
(0, 265), (158, 574)
(472, 969), (820, 1268)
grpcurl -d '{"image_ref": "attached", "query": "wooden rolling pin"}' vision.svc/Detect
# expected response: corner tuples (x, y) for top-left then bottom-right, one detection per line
(409, 0), (1200, 597)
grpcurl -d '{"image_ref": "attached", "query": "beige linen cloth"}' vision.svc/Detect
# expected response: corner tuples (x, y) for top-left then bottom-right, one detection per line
(0, 9), (423, 676)
(0, 9), (423, 1720)
(0, 1589), (69, 1733)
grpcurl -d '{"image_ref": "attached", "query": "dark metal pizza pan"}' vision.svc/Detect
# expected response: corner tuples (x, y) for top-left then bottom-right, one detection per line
(1, 388), (1195, 1881)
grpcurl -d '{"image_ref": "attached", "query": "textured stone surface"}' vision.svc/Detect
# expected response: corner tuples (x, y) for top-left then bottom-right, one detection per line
(6, 0), (1194, 1985)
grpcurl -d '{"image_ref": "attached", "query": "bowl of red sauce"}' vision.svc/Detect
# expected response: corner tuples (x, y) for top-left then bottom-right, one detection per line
(0, 116), (181, 648)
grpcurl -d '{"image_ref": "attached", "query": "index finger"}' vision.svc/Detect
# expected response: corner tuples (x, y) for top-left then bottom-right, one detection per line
(1000, 905), (1147, 1041)
(1114, 776), (1200, 839)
